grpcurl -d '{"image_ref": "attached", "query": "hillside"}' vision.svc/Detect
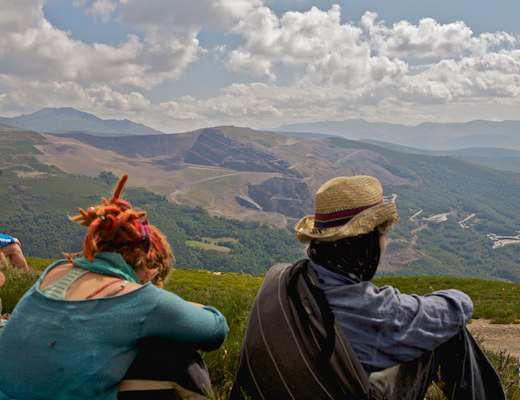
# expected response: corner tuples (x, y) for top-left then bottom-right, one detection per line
(4, 123), (520, 280)
(0, 107), (164, 136)
(2, 264), (520, 399)
(329, 137), (520, 280)
(0, 126), (304, 274)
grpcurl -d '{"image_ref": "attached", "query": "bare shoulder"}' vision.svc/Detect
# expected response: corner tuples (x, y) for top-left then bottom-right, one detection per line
(117, 281), (144, 295)
(40, 263), (74, 289)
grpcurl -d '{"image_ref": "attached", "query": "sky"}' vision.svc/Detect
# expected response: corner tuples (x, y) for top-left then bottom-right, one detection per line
(0, 0), (519, 132)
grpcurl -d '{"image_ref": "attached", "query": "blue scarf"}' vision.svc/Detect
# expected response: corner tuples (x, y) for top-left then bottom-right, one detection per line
(73, 252), (140, 283)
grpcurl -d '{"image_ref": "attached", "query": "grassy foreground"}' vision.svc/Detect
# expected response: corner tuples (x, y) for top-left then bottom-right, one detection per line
(1, 261), (520, 399)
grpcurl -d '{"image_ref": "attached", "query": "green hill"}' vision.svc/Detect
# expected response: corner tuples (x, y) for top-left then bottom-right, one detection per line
(2, 263), (520, 399)
(4, 124), (520, 281)
(328, 137), (520, 281)
(0, 126), (303, 274)
(0, 185), (304, 274)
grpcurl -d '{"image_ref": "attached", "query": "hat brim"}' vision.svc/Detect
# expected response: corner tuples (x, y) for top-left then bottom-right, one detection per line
(295, 202), (399, 243)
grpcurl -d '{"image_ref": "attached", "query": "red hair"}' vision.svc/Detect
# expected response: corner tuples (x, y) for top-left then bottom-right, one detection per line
(69, 174), (173, 286)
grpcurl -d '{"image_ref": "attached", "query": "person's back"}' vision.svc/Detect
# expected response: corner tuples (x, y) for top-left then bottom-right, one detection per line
(0, 270), (156, 399)
(0, 264), (226, 399)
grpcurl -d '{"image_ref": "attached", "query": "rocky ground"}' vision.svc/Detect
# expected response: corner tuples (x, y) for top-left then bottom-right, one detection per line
(468, 319), (520, 358)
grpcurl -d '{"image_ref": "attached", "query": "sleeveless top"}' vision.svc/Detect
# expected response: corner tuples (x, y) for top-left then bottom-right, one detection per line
(39, 265), (90, 300)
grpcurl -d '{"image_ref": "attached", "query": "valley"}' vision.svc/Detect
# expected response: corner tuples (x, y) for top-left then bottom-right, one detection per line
(3, 119), (520, 280)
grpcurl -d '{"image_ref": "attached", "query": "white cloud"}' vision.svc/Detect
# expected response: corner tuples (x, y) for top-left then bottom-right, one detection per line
(86, 0), (117, 21)
(0, 0), (203, 90)
(361, 12), (516, 58)
(0, 1), (519, 130)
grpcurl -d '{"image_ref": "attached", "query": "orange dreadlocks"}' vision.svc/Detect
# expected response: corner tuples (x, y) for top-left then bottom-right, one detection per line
(70, 174), (173, 287)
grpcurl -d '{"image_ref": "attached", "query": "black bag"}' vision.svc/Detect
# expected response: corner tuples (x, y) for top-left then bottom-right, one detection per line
(231, 260), (386, 400)
(118, 338), (212, 400)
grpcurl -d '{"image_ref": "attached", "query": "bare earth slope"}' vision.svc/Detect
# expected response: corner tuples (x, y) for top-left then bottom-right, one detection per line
(31, 125), (520, 280)
(35, 126), (410, 228)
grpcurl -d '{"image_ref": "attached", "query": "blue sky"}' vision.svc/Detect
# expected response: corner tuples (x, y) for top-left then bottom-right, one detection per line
(1, 0), (519, 132)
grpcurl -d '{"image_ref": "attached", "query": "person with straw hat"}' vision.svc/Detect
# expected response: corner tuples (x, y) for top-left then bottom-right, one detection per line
(233, 175), (504, 400)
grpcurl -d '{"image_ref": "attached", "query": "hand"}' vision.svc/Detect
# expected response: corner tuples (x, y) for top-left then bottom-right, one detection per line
(13, 238), (20, 246)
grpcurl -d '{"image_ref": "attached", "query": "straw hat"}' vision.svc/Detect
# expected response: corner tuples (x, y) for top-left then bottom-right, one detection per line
(295, 175), (399, 243)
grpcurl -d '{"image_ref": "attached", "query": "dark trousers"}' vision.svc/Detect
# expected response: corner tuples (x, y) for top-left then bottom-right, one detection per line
(117, 339), (212, 400)
(369, 328), (506, 400)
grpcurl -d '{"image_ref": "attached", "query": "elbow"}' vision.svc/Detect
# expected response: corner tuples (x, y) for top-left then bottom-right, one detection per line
(451, 289), (473, 325)
(200, 307), (229, 351)
(202, 319), (229, 351)
(462, 296), (474, 325)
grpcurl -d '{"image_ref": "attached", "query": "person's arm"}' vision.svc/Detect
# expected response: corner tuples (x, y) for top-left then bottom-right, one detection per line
(142, 286), (229, 351)
(381, 287), (473, 361)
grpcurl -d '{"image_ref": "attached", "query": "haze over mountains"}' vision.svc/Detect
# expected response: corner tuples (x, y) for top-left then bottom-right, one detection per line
(276, 119), (520, 151)
(2, 108), (520, 151)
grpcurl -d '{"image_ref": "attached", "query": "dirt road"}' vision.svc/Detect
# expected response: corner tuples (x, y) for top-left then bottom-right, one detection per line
(468, 319), (520, 358)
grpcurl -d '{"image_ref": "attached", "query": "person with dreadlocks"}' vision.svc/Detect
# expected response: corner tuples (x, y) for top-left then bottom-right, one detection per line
(232, 175), (505, 400)
(0, 175), (228, 400)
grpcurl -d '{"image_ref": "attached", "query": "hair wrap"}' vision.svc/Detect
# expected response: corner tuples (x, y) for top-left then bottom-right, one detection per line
(69, 174), (173, 286)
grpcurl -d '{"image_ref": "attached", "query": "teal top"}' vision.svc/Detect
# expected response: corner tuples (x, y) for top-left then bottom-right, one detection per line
(0, 257), (228, 400)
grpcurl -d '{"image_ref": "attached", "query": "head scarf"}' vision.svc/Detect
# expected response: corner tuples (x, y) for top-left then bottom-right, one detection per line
(307, 229), (381, 283)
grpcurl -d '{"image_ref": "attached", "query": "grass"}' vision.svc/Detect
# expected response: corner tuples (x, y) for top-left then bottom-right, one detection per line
(202, 237), (240, 245)
(1, 261), (520, 398)
(186, 240), (232, 253)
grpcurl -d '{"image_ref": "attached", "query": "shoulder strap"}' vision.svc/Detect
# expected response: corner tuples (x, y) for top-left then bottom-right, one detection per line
(84, 279), (124, 299)
(40, 267), (90, 300)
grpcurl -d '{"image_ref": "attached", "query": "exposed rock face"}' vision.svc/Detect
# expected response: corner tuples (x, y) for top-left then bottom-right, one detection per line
(248, 177), (312, 218)
(184, 128), (302, 177)
(235, 195), (262, 211)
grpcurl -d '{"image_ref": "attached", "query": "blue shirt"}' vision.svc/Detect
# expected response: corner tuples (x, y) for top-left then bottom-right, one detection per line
(0, 265), (228, 400)
(310, 261), (473, 372)
(0, 234), (15, 247)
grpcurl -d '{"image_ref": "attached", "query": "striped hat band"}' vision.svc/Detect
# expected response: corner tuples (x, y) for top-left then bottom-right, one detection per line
(314, 200), (383, 229)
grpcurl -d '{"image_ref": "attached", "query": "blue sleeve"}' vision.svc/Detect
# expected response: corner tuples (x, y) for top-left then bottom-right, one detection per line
(0, 234), (15, 247)
(382, 287), (473, 361)
(142, 286), (228, 351)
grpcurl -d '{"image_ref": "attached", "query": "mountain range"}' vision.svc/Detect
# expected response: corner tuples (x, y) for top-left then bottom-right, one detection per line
(2, 108), (520, 151)
(0, 107), (164, 136)
(3, 113), (520, 281)
(276, 119), (520, 151)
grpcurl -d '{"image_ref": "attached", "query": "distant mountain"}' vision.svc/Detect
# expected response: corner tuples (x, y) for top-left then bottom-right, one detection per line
(362, 139), (520, 158)
(0, 107), (164, 136)
(362, 139), (520, 174)
(276, 119), (520, 150)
